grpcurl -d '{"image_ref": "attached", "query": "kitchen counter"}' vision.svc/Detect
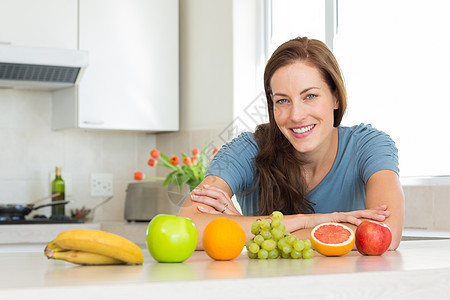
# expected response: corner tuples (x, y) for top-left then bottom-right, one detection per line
(0, 222), (146, 245)
(0, 223), (101, 244)
(1, 239), (450, 299)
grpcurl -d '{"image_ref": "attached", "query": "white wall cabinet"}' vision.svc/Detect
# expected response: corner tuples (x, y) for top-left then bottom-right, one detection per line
(52, 0), (179, 132)
(0, 0), (77, 49)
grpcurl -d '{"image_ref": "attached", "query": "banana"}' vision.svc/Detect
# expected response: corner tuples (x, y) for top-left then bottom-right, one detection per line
(46, 240), (67, 252)
(45, 247), (125, 265)
(50, 229), (144, 264)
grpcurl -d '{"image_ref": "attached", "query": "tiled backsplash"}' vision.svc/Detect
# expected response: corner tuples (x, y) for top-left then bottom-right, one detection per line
(403, 184), (450, 231)
(0, 89), (157, 222)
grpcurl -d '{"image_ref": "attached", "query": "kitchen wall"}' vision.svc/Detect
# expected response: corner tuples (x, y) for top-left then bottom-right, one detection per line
(0, 89), (157, 221)
(1, 0), (448, 229)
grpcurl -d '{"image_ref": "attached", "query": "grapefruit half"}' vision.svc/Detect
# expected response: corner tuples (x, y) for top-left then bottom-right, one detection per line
(311, 222), (355, 256)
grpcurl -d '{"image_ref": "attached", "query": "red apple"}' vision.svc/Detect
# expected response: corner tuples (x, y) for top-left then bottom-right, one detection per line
(355, 221), (392, 256)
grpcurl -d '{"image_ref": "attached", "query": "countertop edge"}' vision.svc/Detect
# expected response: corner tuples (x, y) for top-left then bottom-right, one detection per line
(1, 267), (450, 299)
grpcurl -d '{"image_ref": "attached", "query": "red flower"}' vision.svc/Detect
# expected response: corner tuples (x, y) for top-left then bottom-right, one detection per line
(134, 171), (145, 180)
(183, 157), (191, 165)
(213, 147), (219, 155)
(192, 148), (200, 157)
(147, 158), (158, 167)
(150, 149), (160, 159)
(170, 155), (179, 166)
(191, 156), (198, 165)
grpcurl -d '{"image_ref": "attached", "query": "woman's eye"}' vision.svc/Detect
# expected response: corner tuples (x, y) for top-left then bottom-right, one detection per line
(276, 99), (288, 104)
(305, 94), (316, 100)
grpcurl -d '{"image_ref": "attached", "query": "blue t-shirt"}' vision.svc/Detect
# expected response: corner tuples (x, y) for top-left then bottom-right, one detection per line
(205, 124), (399, 216)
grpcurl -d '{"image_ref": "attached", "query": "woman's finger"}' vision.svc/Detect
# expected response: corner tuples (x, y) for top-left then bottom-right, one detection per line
(199, 185), (232, 203)
(192, 187), (228, 203)
(190, 193), (222, 210)
(197, 205), (221, 214)
(191, 187), (232, 211)
(371, 204), (388, 211)
(339, 215), (361, 226)
(191, 191), (238, 215)
(357, 209), (390, 221)
(197, 202), (239, 215)
(203, 185), (231, 200)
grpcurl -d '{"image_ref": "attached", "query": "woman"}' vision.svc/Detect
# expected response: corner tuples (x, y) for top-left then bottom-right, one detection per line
(179, 37), (404, 251)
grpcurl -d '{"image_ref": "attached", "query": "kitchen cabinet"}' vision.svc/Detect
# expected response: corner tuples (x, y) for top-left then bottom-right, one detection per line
(52, 0), (179, 132)
(0, 0), (77, 49)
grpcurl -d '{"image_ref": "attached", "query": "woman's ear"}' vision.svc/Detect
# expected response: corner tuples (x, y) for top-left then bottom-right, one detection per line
(333, 91), (339, 109)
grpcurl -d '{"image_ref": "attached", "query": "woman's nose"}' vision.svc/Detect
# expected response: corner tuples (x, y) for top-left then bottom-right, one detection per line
(289, 100), (307, 122)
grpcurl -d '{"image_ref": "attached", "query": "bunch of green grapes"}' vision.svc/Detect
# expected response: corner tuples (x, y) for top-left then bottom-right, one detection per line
(246, 211), (314, 259)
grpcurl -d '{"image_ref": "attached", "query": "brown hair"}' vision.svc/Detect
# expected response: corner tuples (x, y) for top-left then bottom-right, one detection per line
(254, 37), (347, 216)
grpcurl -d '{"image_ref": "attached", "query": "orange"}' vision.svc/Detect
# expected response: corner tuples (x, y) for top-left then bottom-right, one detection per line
(311, 222), (355, 256)
(203, 217), (246, 261)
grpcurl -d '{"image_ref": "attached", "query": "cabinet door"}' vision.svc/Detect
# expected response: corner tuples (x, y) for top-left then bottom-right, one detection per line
(78, 0), (179, 131)
(0, 0), (77, 49)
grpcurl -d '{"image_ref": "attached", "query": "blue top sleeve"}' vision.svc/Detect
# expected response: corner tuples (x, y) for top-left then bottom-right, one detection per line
(205, 132), (259, 195)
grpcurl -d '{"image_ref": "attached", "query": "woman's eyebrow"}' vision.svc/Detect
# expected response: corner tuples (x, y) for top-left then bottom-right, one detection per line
(300, 87), (320, 95)
(273, 87), (320, 98)
(272, 92), (289, 98)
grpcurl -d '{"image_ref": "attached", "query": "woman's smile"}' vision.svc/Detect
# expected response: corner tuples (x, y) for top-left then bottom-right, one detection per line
(291, 124), (316, 137)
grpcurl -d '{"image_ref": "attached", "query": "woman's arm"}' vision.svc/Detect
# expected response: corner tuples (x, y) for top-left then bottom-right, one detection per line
(179, 175), (391, 250)
(292, 170), (404, 250)
(364, 169), (405, 250)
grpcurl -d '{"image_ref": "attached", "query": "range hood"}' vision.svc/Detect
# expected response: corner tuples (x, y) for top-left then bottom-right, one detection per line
(0, 44), (88, 91)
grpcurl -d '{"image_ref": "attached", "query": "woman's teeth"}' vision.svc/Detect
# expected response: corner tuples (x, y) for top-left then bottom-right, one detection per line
(292, 125), (315, 134)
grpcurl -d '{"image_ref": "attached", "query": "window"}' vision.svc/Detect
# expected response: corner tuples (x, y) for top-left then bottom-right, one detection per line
(269, 0), (450, 178)
(269, 0), (326, 54)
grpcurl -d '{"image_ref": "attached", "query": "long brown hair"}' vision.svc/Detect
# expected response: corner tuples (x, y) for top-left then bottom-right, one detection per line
(254, 37), (347, 216)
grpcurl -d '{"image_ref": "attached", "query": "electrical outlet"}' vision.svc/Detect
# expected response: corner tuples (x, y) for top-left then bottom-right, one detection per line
(90, 173), (113, 197)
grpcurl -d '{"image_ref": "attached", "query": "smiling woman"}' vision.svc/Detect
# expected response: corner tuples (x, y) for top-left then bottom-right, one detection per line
(179, 37), (404, 252)
(270, 61), (339, 154)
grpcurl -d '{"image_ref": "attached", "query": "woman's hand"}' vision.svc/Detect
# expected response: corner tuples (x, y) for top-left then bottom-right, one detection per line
(190, 184), (241, 215)
(303, 205), (390, 228)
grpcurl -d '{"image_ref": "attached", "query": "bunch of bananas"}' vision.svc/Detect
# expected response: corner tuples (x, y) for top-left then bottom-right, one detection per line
(44, 229), (144, 265)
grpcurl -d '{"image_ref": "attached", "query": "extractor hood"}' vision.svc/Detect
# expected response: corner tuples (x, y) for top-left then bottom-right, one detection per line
(0, 44), (88, 91)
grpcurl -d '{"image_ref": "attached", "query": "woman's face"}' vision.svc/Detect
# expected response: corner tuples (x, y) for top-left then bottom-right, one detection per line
(270, 61), (339, 154)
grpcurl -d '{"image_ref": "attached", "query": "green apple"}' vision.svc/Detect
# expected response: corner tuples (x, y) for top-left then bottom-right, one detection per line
(146, 214), (198, 263)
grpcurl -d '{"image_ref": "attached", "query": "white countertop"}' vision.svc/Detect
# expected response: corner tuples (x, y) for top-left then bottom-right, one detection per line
(1, 239), (450, 299)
